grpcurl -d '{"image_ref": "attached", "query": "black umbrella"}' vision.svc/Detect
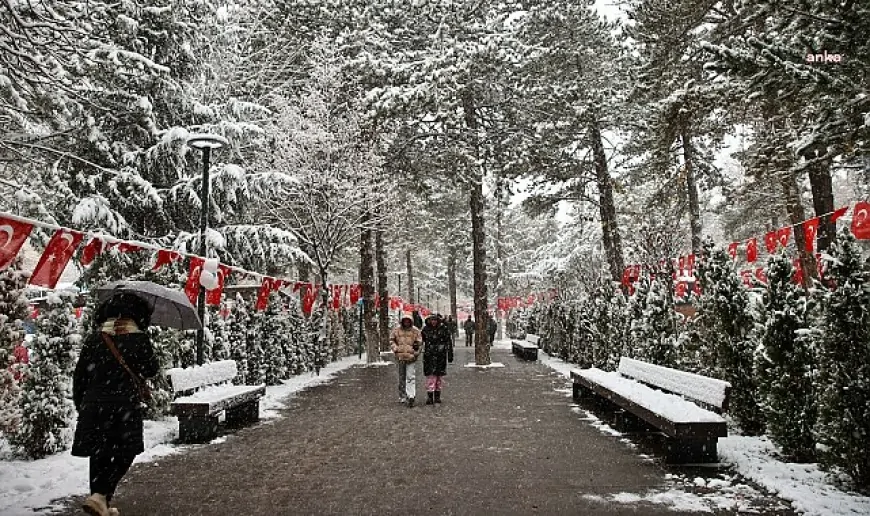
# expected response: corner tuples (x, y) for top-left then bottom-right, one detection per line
(94, 280), (202, 330)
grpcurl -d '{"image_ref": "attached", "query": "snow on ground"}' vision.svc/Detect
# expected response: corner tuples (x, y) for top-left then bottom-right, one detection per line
(0, 355), (362, 515)
(464, 362), (506, 369)
(541, 350), (870, 516)
(719, 436), (870, 516)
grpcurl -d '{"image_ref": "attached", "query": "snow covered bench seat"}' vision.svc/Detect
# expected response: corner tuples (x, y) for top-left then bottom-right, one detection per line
(511, 334), (539, 361)
(168, 360), (265, 443)
(571, 357), (731, 464)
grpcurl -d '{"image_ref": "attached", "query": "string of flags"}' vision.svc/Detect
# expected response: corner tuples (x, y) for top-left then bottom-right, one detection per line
(621, 201), (870, 295)
(0, 211), (430, 314)
(497, 289), (559, 311)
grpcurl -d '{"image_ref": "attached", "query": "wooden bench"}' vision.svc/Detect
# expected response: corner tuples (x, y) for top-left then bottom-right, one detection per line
(168, 360), (266, 444)
(571, 357), (731, 464)
(511, 334), (539, 361)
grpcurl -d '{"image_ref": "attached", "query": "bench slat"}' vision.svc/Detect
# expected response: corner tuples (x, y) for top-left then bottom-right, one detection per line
(617, 357), (731, 411)
(172, 385), (265, 417)
(168, 360), (238, 393)
(526, 334), (540, 345)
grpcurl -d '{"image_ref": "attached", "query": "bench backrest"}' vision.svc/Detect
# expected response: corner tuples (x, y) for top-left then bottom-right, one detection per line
(526, 334), (540, 346)
(167, 360), (238, 393)
(617, 357), (731, 412)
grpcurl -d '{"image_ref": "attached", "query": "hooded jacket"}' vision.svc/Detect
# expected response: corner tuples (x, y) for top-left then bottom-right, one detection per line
(390, 314), (422, 363)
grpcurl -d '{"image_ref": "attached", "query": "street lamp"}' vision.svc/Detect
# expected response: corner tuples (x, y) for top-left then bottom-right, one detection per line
(186, 133), (229, 365)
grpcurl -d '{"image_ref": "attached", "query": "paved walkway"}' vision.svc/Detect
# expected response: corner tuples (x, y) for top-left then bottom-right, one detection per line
(57, 346), (791, 515)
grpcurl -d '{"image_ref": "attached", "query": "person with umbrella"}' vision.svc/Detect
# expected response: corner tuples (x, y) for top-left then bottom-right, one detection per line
(73, 282), (200, 516)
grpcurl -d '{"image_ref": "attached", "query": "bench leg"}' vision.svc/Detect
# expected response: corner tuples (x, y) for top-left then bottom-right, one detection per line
(572, 383), (592, 402)
(226, 400), (260, 427)
(665, 438), (718, 464)
(178, 415), (219, 444)
(614, 410), (647, 432)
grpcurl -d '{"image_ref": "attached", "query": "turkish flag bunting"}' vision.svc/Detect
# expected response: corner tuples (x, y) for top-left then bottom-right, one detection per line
(184, 257), (204, 305)
(332, 285), (342, 310)
(349, 284), (361, 305)
(793, 258), (804, 285)
(153, 249), (182, 270)
(830, 206), (849, 224)
(112, 242), (143, 253)
(686, 254), (695, 275)
(675, 281), (687, 298)
(746, 238), (758, 263)
(30, 229), (84, 288)
(764, 231), (778, 254)
(0, 216), (34, 270)
(390, 296), (403, 310)
(302, 284), (318, 314)
(776, 226), (791, 248)
(727, 242), (738, 260)
(206, 264), (231, 306)
(755, 268), (768, 284)
(740, 270), (753, 287)
(80, 237), (106, 266)
(851, 201), (870, 240)
(802, 218), (820, 253)
(255, 277), (283, 311)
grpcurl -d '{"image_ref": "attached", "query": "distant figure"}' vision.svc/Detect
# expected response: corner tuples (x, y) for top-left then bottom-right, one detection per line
(390, 312), (422, 408)
(463, 315), (474, 347)
(422, 314), (454, 405)
(412, 310), (424, 329)
(72, 293), (160, 516)
(487, 314), (497, 346)
(445, 315), (458, 338)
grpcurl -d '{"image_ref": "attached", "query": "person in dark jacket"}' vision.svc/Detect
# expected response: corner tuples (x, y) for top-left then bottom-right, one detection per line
(487, 314), (497, 346)
(72, 293), (159, 516)
(422, 314), (454, 405)
(463, 315), (474, 347)
(412, 310), (424, 329)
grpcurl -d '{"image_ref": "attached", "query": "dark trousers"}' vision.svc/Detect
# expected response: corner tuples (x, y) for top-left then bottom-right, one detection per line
(465, 333), (472, 347)
(90, 450), (136, 501)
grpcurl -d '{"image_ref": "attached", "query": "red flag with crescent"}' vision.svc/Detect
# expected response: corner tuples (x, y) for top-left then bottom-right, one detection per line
(802, 218), (820, 253)
(80, 237), (105, 266)
(764, 231), (778, 254)
(206, 264), (231, 306)
(851, 201), (870, 240)
(302, 284), (318, 314)
(746, 238), (758, 263)
(0, 216), (34, 270)
(776, 226), (792, 248)
(727, 242), (738, 260)
(256, 277), (283, 311)
(30, 229), (84, 288)
(153, 249), (182, 270)
(349, 284), (361, 305)
(830, 206), (848, 224)
(184, 257), (204, 305)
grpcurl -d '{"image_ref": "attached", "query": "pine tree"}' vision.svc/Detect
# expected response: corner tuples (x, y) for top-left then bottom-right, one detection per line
(756, 251), (815, 461)
(9, 292), (78, 458)
(627, 276), (651, 358)
(246, 309), (265, 385)
(0, 258), (30, 436)
(227, 294), (249, 385)
(144, 327), (181, 419)
(260, 293), (287, 386)
(815, 231), (870, 488)
(696, 241), (765, 435)
(209, 306), (231, 362)
(637, 276), (679, 367)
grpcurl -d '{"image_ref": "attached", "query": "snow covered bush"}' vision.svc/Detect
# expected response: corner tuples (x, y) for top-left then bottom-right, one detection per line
(8, 293), (78, 459)
(144, 326), (182, 419)
(246, 308), (265, 385)
(756, 252), (815, 461)
(261, 293), (288, 385)
(588, 284), (629, 371)
(635, 276), (679, 367)
(814, 231), (870, 488)
(227, 294), (249, 385)
(208, 306), (231, 362)
(0, 258), (30, 437)
(696, 242), (765, 436)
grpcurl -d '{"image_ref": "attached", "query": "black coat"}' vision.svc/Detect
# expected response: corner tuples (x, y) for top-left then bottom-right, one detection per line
(422, 322), (453, 376)
(71, 331), (159, 457)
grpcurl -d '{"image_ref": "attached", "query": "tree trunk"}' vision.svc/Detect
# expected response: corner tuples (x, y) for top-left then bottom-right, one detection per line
(681, 126), (703, 254)
(780, 172), (818, 286)
(360, 223), (378, 363)
(316, 267), (330, 375)
(405, 249), (415, 305)
(495, 172), (505, 340)
(463, 87), (490, 366)
(589, 117), (625, 285)
(806, 159), (836, 251)
(297, 245), (312, 312)
(447, 247), (458, 336)
(375, 229), (390, 352)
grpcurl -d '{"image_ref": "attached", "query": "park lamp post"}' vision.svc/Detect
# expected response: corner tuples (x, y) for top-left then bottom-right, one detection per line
(186, 133), (229, 365)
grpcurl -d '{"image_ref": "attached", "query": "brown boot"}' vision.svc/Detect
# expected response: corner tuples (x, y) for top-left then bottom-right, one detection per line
(82, 494), (109, 516)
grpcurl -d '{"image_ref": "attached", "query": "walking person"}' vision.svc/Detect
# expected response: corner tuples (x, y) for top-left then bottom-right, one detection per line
(422, 314), (454, 405)
(463, 315), (474, 347)
(487, 313), (498, 346)
(72, 293), (160, 516)
(390, 312), (422, 408)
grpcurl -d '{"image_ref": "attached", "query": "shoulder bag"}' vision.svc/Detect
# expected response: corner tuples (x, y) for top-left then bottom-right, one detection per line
(100, 333), (153, 403)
